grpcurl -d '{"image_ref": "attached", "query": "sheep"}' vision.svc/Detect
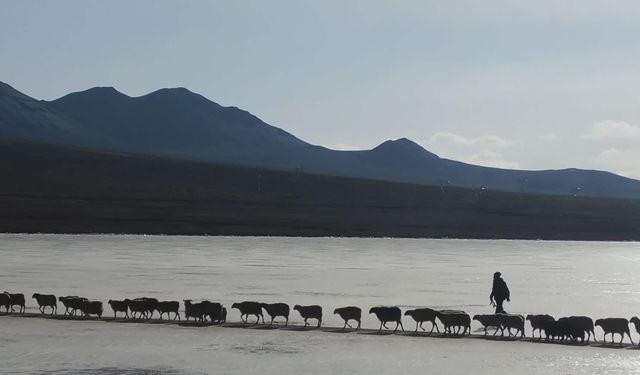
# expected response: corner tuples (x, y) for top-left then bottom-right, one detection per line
(261, 303), (290, 326)
(137, 297), (159, 319)
(80, 300), (103, 318)
(595, 318), (634, 345)
(558, 317), (586, 342)
(473, 314), (501, 336)
(202, 301), (225, 324)
(369, 306), (404, 333)
(32, 293), (57, 315)
(526, 314), (555, 339)
(108, 299), (129, 319)
(630, 317), (640, 346)
(125, 299), (148, 319)
(58, 296), (87, 316)
(334, 306), (362, 330)
(0, 293), (9, 313)
(566, 316), (596, 342)
(498, 314), (525, 338)
(126, 298), (158, 320)
(157, 301), (180, 321)
(436, 310), (470, 335)
(541, 319), (571, 342)
(184, 299), (205, 322)
(232, 301), (264, 325)
(294, 305), (322, 328)
(4, 292), (25, 313)
(405, 308), (439, 334)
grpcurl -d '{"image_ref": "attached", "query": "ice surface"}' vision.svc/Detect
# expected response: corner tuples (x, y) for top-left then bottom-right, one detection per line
(1, 234), (640, 374)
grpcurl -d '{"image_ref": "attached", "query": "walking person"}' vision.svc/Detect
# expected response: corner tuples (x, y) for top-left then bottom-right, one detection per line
(490, 272), (510, 314)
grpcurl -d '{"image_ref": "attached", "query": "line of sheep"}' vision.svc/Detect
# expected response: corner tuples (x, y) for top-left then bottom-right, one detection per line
(2, 291), (640, 346)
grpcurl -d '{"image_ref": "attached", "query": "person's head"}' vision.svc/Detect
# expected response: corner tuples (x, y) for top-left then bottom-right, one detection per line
(493, 272), (501, 279)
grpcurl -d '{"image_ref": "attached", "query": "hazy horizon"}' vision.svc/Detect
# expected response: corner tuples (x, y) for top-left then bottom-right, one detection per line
(2, 1), (640, 177)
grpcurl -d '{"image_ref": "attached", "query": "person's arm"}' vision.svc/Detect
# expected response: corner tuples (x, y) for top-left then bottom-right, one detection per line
(505, 283), (511, 301)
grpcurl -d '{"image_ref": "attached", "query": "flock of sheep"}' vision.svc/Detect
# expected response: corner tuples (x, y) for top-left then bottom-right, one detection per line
(2, 291), (640, 346)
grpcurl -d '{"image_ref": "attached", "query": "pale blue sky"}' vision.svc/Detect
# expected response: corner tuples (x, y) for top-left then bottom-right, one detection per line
(2, 1), (640, 177)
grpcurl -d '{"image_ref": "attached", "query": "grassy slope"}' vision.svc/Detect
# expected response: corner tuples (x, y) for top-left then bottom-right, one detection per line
(0, 139), (639, 240)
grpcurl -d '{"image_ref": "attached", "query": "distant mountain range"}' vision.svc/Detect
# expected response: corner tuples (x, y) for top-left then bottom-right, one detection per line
(2, 81), (640, 200)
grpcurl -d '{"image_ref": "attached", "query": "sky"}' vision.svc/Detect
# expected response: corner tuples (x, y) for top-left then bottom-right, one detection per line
(2, 0), (640, 178)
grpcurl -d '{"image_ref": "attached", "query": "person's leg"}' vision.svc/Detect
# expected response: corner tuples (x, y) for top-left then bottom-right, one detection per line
(495, 299), (505, 314)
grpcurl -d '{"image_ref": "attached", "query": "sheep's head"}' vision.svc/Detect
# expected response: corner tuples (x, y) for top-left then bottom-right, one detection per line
(631, 317), (640, 325)
(404, 310), (414, 316)
(369, 307), (379, 314)
(472, 314), (480, 321)
(32, 293), (39, 298)
(231, 302), (239, 309)
(293, 305), (302, 311)
(594, 319), (603, 327)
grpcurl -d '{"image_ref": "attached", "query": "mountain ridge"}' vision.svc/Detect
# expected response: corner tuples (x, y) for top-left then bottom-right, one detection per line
(1, 80), (639, 199)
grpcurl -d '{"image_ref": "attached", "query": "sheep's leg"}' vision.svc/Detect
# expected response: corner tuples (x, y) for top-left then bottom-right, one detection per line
(394, 321), (399, 332)
(419, 321), (424, 331)
(378, 321), (383, 332)
(356, 319), (361, 330)
(626, 331), (634, 345)
(317, 318), (321, 328)
(304, 318), (309, 327)
(399, 320), (404, 332)
(285, 316), (288, 326)
(383, 322), (389, 329)
(415, 322), (419, 333)
(591, 330), (597, 343)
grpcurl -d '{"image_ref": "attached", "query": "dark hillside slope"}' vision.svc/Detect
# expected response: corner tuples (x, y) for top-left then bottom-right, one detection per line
(1, 140), (638, 240)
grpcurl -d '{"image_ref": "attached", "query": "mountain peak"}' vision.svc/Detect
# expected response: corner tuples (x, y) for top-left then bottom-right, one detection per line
(52, 86), (129, 104)
(372, 138), (439, 159)
(142, 87), (217, 107)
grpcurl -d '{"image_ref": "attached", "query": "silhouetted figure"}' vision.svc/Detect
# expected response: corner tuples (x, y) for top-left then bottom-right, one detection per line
(489, 272), (510, 314)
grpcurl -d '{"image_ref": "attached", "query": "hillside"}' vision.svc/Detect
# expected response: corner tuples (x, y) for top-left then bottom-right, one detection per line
(1, 140), (639, 240)
(1, 81), (640, 199)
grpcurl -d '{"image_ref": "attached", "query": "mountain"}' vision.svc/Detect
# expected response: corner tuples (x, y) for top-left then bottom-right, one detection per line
(1, 81), (640, 199)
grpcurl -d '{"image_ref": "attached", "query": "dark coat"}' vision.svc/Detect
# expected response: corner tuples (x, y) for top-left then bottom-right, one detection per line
(490, 277), (510, 301)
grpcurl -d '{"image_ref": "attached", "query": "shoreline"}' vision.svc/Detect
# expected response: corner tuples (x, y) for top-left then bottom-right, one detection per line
(1, 231), (639, 243)
(1, 312), (637, 350)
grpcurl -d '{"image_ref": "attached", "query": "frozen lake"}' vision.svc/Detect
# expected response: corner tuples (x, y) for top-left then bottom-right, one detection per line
(1, 234), (640, 374)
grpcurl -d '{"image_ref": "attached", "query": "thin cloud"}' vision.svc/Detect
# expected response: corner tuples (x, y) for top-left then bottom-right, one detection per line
(427, 132), (513, 148)
(426, 131), (520, 169)
(594, 148), (640, 179)
(582, 120), (640, 140)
